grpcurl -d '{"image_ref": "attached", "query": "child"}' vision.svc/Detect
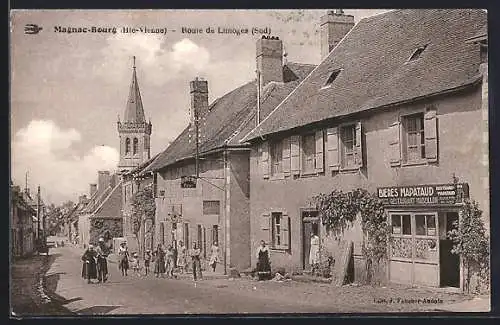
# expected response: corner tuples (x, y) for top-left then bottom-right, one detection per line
(144, 250), (152, 276)
(130, 252), (140, 276)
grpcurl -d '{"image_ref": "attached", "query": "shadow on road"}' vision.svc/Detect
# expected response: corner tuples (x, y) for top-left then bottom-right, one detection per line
(75, 305), (121, 315)
(45, 272), (83, 306)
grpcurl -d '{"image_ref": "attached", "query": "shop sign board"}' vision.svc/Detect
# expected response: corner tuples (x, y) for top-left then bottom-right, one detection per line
(377, 183), (469, 206)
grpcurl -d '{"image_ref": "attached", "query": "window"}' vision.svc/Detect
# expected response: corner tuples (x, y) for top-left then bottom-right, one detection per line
(212, 225), (219, 245)
(271, 212), (282, 246)
(203, 200), (220, 215)
(302, 133), (316, 173)
(408, 45), (427, 62)
(391, 214), (411, 235)
(403, 113), (425, 162)
(340, 124), (356, 168)
(415, 214), (436, 236)
(133, 138), (139, 155)
(183, 223), (189, 249)
(324, 69), (341, 87)
(125, 138), (131, 155)
(270, 140), (283, 175)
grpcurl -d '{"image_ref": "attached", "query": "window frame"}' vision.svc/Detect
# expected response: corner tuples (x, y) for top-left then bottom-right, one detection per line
(125, 138), (131, 155)
(301, 133), (317, 175)
(203, 200), (221, 215)
(270, 139), (284, 177)
(339, 123), (358, 170)
(271, 212), (282, 248)
(402, 112), (426, 164)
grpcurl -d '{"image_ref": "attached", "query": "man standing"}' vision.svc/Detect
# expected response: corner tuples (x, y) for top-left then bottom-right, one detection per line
(95, 237), (109, 283)
(189, 241), (203, 281)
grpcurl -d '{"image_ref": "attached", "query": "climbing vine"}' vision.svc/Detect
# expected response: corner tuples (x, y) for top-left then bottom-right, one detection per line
(130, 186), (156, 254)
(312, 188), (389, 284)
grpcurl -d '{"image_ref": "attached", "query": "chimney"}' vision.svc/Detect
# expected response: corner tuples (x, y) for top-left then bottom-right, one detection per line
(320, 9), (355, 59)
(79, 195), (88, 204)
(89, 183), (97, 197)
(189, 77), (209, 125)
(97, 171), (111, 192)
(256, 36), (283, 89)
(109, 174), (117, 188)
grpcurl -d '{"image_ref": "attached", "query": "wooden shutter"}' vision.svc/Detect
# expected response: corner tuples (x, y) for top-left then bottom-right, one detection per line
(261, 142), (270, 179)
(280, 213), (290, 251)
(355, 121), (363, 167)
(424, 109), (438, 162)
(389, 121), (401, 167)
(315, 130), (325, 172)
(261, 213), (271, 243)
(290, 135), (301, 175)
(282, 137), (291, 176)
(327, 127), (340, 172)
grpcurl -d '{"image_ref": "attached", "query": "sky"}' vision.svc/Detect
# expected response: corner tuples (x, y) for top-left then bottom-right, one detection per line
(10, 9), (391, 204)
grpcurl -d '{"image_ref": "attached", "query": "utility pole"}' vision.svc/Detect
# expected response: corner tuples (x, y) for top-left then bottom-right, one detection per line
(195, 104), (200, 179)
(37, 185), (41, 241)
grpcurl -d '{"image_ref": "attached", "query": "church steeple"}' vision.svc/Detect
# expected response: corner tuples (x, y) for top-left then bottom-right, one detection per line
(117, 56), (152, 173)
(124, 56), (146, 123)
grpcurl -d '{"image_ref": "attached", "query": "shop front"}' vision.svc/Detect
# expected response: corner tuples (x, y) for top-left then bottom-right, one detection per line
(377, 183), (469, 289)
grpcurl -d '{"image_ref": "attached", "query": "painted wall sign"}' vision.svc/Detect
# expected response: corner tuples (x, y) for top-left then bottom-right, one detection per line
(377, 183), (469, 206)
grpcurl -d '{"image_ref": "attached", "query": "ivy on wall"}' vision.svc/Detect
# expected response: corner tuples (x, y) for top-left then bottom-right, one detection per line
(130, 186), (156, 255)
(312, 188), (389, 284)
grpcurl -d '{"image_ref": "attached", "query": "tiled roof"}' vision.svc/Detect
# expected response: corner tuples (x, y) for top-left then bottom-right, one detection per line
(144, 62), (316, 172)
(242, 9), (487, 142)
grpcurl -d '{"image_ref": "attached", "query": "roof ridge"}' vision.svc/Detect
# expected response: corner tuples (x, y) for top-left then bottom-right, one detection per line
(240, 20), (360, 143)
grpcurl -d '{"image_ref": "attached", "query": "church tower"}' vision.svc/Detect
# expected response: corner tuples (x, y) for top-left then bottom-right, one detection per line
(117, 56), (152, 173)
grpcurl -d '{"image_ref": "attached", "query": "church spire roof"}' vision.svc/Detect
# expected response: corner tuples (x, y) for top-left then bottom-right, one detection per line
(124, 56), (146, 123)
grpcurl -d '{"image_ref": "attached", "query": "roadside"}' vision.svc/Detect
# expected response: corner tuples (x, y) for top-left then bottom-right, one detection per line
(10, 252), (76, 317)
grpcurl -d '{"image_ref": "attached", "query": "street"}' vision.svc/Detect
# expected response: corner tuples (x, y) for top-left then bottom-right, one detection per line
(10, 243), (474, 315)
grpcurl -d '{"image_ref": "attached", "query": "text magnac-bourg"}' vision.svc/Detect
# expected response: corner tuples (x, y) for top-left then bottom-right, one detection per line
(53, 26), (169, 35)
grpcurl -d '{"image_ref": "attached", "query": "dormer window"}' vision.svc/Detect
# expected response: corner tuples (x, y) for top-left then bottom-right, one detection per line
(408, 44), (428, 62)
(324, 69), (341, 87)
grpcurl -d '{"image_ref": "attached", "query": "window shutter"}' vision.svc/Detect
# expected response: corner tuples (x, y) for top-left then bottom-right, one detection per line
(290, 135), (301, 175)
(261, 142), (270, 179)
(327, 127), (340, 172)
(280, 213), (290, 251)
(389, 121), (401, 167)
(315, 130), (325, 172)
(282, 137), (291, 176)
(355, 121), (363, 167)
(261, 213), (271, 243)
(424, 109), (438, 162)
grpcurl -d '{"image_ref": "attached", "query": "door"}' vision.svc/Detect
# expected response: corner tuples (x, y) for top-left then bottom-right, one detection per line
(302, 211), (319, 270)
(440, 212), (460, 287)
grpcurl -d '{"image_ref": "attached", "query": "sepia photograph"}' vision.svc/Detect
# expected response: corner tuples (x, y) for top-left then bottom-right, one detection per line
(9, 9), (490, 316)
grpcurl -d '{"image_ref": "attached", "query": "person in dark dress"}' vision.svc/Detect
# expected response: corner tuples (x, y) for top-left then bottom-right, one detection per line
(118, 242), (129, 276)
(255, 240), (272, 281)
(81, 244), (98, 284)
(96, 238), (109, 283)
(154, 244), (166, 277)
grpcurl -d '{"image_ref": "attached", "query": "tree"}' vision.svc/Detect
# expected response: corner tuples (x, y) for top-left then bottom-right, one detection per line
(447, 199), (490, 293)
(130, 186), (156, 255)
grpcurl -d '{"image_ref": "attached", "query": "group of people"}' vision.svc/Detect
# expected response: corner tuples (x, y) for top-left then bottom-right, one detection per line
(83, 239), (221, 283)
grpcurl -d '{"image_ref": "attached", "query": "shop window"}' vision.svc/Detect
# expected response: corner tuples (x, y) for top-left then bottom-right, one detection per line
(391, 214), (411, 235)
(402, 113), (425, 162)
(301, 133), (316, 173)
(270, 140), (283, 175)
(340, 124), (357, 168)
(415, 214), (436, 236)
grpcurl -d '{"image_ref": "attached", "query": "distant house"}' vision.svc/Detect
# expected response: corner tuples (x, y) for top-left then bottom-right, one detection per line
(241, 9), (488, 288)
(143, 36), (316, 272)
(11, 184), (36, 258)
(78, 171), (123, 248)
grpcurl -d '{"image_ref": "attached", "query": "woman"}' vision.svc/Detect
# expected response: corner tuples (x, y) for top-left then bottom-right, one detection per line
(209, 241), (220, 272)
(118, 242), (130, 276)
(154, 244), (166, 277)
(81, 244), (98, 284)
(165, 245), (175, 278)
(176, 241), (187, 274)
(309, 233), (320, 275)
(255, 240), (271, 281)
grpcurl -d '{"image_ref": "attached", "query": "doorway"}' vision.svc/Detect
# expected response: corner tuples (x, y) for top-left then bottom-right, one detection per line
(302, 210), (319, 270)
(440, 212), (460, 287)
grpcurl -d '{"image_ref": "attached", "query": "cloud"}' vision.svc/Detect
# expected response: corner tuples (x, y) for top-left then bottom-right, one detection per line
(96, 35), (211, 86)
(11, 120), (119, 204)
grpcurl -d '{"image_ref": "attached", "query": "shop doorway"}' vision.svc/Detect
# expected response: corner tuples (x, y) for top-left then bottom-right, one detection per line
(440, 212), (460, 288)
(302, 210), (319, 270)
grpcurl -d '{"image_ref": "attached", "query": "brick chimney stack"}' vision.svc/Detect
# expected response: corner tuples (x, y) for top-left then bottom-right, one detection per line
(256, 35), (284, 89)
(189, 77), (209, 125)
(320, 9), (355, 59)
(97, 171), (111, 192)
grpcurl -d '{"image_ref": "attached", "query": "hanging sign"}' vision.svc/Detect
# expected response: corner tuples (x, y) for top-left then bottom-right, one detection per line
(377, 183), (469, 206)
